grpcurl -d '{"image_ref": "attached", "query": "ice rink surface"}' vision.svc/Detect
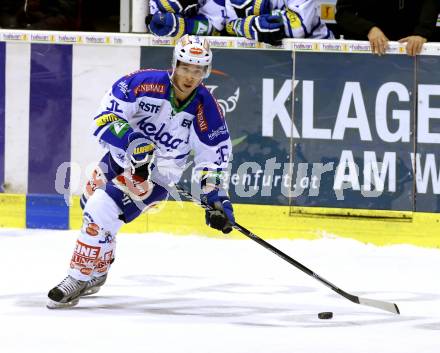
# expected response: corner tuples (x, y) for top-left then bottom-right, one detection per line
(1, 228), (440, 353)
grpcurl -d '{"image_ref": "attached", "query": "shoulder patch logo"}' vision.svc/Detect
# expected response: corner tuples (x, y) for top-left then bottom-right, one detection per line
(196, 104), (208, 132)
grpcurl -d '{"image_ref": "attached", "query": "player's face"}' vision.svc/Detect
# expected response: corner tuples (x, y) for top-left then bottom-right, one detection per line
(174, 62), (206, 96)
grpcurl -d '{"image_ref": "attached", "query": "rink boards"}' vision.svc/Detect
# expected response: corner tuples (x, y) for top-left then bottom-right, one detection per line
(0, 30), (440, 246)
(1, 194), (440, 247)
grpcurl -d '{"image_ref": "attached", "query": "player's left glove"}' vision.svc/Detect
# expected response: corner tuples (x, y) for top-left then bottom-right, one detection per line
(201, 189), (235, 234)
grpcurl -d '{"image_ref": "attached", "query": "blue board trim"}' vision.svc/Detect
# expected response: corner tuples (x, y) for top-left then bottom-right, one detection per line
(26, 194), (69, 229)
(28, 44), (72, 194)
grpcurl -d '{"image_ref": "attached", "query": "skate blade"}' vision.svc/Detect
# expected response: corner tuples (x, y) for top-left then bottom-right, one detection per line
(46, 298), (79, 309)
(80, 286), (101, 297)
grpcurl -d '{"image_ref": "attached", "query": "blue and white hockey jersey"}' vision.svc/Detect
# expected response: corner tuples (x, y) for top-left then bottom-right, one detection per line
(150, 0), (228, 34)
(225, 0), (333, 39)
(92, 69), (232, 186)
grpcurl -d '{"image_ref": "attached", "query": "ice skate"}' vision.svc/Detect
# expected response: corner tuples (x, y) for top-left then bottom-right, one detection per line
(81, 274), (107, 297)
(46, 276), (87, 309)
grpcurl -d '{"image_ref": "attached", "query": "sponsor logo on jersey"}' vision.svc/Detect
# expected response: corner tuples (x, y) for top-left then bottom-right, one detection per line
(95, 113), (120, 127)
(139, 101), (161, 113)
(134, 83), (166, 96)
(134, 144), (155, 155)
(137, 118), (185, 149)
(181, 118), (192, 128)
(196, 104), (208, 132)
(117, 80), (131, 98)
(208, 125), (228, 140)
(96, 251), (114, 273)
(99, 233), (114, 244)
(74, 241), (100, 258)
(111, 121), (130, 137)
(70, 240), (101, 274)
(85, 223), (100, 236)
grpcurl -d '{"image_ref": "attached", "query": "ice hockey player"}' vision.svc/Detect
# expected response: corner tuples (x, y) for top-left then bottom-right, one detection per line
(47, 35), (235, 309)
(224, 0), (334, 45)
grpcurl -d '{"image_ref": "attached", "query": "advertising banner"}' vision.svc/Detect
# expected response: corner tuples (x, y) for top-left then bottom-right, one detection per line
(292, 52), (416, 211)
(1, 35), (439, 214)
(414, 55), (440, 212)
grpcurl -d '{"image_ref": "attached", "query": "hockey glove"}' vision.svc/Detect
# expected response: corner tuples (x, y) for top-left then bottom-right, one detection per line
(115, 132), (156, 198)
(252, 14), (284, 45)
(226, 14), (284, 46)
(146, 12), (184, 37)
(156, 0), (199, 17)
(127, 132), (156, 181)
(201, 189), (235, 234)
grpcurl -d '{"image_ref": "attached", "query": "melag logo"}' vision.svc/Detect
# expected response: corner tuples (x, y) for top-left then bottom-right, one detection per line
(205, 69), (240, 117)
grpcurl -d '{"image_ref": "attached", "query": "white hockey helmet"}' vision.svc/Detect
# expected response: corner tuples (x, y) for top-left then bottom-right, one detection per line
(172, 35), (212, 78)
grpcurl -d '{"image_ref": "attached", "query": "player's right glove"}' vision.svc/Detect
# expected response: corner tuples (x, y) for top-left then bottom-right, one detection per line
(127, 132), (156, 181)
(115, 132), (156, 198)
(252, 14), (284, 45)
(201, 189), (235, 234)
(146, 12), (184, 37)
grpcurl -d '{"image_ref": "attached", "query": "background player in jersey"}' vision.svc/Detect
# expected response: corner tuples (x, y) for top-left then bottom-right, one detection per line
(146, 0), (333, 45)
(47, 35), (235, 309)
(224, 0), (334, 44)
(146, 0), (226, 37)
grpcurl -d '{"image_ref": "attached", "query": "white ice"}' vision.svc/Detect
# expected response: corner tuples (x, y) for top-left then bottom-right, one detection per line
(1, 228), (440, 353)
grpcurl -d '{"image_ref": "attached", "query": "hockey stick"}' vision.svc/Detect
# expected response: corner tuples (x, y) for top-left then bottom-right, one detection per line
(175, 184), (400, 315)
